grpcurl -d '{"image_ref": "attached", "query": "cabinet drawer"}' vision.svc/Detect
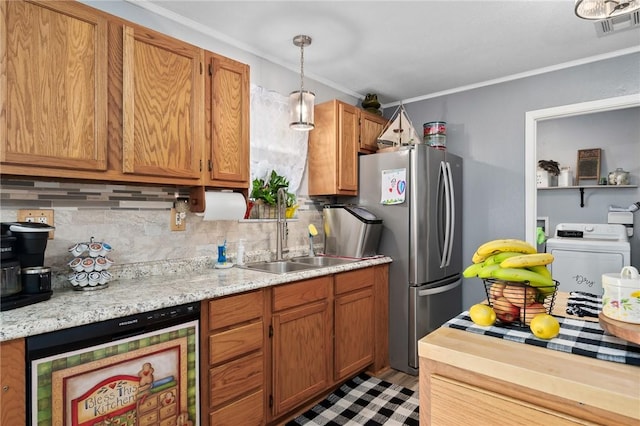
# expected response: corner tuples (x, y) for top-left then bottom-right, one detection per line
(209, 290), (263, 330)
(210, 321), (263, 365)
(272, 276), (330, 312)
(210, 389), (264, 426)
(210, 351), (263, 408)
(335, 268), (374, 294)
(430, 375), (586, 425)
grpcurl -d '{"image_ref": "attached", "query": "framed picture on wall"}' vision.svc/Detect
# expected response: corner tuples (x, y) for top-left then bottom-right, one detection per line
(576, 148), (601, 184)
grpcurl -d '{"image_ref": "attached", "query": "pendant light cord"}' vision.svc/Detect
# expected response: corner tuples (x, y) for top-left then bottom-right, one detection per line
(299, 42), (305, 92)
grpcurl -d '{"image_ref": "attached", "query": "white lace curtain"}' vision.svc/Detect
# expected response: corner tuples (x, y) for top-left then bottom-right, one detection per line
(250, 84), (308, 194)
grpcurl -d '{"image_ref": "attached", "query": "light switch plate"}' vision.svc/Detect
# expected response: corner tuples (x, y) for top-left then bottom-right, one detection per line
(170, 208), (186, 231)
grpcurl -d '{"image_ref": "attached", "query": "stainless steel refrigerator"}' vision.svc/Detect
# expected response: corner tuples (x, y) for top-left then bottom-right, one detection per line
(358, 144), (462, 375)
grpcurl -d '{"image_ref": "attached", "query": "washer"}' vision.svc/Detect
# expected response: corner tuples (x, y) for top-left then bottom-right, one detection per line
(546, 223), (630, 295)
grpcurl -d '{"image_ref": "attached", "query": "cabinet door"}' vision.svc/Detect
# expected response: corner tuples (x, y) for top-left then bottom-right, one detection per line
(337, 102), (359, 192)
(0, 339), (25, 425)
(205, 53), (249, 188)
(1, 0), (108, 172)
(271, 301), (331, 417)
(359, 110), (387, 153)
(334, 288), (375, 381)
(121, 25), (203, 180)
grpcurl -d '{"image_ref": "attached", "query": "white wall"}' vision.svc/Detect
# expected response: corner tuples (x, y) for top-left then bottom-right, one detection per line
(537, 107), (640, 263)
(402, 53), (640, 308)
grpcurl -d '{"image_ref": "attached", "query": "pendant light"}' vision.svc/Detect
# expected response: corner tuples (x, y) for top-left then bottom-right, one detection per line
(289, 35), (315, 131)
(575, 0), (640, 19)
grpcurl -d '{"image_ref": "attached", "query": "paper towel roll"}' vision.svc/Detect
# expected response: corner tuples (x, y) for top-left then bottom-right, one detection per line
(196, 191), (247, 221)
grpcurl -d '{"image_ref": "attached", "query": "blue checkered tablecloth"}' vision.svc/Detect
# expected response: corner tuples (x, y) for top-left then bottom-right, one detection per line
(446, 312), (640, 366)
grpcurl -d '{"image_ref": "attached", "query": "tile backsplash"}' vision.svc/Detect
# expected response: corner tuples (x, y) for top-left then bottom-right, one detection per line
(1, 179), (325, 288)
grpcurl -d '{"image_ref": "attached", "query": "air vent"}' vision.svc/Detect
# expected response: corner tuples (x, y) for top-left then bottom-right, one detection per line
(595, 10), (640, 36)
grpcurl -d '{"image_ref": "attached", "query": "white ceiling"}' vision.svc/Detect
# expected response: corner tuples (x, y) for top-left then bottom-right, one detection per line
(134, 1), (640, 105)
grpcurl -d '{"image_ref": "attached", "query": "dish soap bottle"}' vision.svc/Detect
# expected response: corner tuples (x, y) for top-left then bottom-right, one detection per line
(237, 239), (245, 265)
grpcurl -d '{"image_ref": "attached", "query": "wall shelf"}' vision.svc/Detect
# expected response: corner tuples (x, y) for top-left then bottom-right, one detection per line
(538, 185), (637, 208)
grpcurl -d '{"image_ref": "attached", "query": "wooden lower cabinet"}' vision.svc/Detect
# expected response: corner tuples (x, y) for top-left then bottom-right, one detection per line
(201, 290), (266, 426)
(334, 268), (375, 381)
(270, 276), (332, 418)
(189, 265), (389, 425)
(0, 338), (26, 425)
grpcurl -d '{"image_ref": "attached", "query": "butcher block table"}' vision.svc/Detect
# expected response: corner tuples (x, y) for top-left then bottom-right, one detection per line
(418, 292), (640, 425)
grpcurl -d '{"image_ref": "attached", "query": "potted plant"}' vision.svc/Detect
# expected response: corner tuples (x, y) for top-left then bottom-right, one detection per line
(250, 170), (296, 218)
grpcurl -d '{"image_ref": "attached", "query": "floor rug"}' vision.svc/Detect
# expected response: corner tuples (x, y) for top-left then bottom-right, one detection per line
(286, 373), (419, 426)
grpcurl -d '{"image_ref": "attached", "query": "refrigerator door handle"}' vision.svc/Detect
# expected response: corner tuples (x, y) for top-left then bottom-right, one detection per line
(439, 161), (452, 268)
(445, 161), (455, 266)
(417, 278), (461, 296)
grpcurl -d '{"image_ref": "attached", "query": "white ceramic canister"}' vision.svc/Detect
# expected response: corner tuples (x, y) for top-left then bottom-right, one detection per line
(558, 167), (573, 187)
(602, 266), (640, 324)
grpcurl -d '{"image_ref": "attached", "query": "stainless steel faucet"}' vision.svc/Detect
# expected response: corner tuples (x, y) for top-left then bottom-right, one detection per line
(276, 187), (288, 260)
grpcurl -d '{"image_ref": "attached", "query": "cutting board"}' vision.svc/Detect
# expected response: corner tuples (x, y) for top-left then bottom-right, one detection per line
(599, 313), (640, 345)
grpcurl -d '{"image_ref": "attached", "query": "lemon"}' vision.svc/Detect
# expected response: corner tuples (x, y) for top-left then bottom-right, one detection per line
(630, 290), (640, 298)
(529, 313), (560, 339)
(469, 304), (496, 326)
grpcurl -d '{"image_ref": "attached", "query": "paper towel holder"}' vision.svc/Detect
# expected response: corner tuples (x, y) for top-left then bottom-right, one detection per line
(188, 186), (249, 215)
(189, 187), (206, 213)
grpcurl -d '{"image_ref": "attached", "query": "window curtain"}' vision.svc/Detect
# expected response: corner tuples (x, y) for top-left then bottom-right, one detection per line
(249, 84), (308, 194)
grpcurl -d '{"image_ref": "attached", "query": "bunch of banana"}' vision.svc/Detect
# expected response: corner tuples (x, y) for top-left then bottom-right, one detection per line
(463, 238), (556, 296)
(471, 239), (537, 264)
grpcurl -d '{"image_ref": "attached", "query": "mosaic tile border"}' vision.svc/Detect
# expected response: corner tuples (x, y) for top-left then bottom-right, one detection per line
(0, 178), (189, 210)
(0, 179), (331, 212)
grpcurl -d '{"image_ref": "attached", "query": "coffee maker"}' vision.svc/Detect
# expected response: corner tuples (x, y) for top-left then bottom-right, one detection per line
(1, 222), (55, 311)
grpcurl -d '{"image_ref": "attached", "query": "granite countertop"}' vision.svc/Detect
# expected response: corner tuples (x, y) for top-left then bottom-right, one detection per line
(0, 256), (392, 342)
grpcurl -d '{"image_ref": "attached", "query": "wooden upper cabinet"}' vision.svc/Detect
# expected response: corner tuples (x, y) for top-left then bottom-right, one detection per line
(121, 25), (203, 180)
(308, 100), (359, 196)
(1, 0), (108, 171)
(359, 110), (387, 153)
(204, 52), (249, 189)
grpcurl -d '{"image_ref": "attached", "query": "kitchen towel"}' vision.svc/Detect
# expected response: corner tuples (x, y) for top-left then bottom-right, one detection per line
(445, 312), (640, 366)
(566, 291), (602, 318)
(196, 191), (246, 221)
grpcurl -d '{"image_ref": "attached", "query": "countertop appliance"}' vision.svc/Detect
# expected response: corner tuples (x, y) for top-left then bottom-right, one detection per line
(26, 302), (200, 425)
(1, 222), (54, 311)
(323, 204), (383, 258)
(358, 144), (463, 375)
(546, 223), (630, 294)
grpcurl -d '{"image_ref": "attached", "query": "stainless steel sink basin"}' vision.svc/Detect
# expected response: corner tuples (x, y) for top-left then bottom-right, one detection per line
(289, 256), (359, 267)
(241, 260), (318, 274)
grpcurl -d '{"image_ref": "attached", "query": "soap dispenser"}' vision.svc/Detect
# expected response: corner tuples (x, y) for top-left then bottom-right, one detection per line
(237, 239), (245, 265)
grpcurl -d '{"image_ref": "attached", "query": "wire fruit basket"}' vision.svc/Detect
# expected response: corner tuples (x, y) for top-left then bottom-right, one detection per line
(483, 278), (559, 329)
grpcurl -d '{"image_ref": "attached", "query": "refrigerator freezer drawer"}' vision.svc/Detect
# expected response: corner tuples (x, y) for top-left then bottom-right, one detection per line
(408, 277), (462, 371)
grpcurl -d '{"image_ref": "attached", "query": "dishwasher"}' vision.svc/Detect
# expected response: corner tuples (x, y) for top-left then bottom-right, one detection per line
(25, 302), (200, 426)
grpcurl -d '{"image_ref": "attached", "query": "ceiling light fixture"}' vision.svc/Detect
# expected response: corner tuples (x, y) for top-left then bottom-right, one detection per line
(575, 0), (640, 19)
(289, 35), (315, 131)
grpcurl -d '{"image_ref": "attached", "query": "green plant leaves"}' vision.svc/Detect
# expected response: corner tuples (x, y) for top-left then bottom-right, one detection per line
(250, 170), (295, 206)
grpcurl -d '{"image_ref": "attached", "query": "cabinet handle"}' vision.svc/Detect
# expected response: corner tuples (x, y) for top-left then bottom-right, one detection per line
(3, 385), (8, 392)
(208, 160), (213, 171)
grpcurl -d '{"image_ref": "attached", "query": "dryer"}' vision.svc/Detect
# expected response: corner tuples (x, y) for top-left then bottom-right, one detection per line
(546, 223), (630, 295)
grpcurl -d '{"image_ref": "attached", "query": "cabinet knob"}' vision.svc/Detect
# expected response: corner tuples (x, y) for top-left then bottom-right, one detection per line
(2, 385), (8, 392)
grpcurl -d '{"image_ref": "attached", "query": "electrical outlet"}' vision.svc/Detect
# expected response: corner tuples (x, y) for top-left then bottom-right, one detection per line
(170, 208), (186, 231)
(17, 209), (55, 239)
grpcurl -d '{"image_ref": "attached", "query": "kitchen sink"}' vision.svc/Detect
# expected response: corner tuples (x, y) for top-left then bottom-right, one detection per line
(289, 256), (359, 267)
(241, 260), (318, 274)
(240, 256), (360, 274)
